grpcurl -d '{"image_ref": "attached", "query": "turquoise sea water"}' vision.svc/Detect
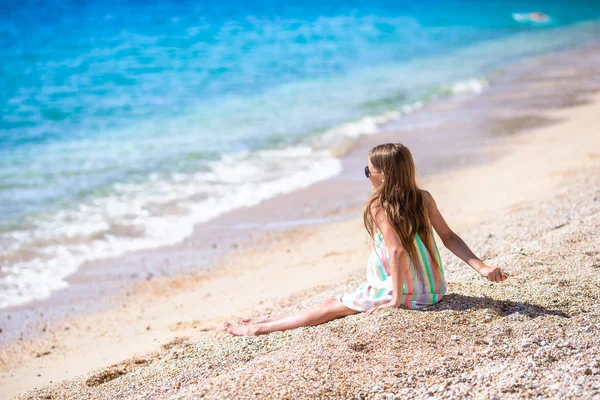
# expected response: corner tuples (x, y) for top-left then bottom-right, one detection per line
(1, 0), (600, 308)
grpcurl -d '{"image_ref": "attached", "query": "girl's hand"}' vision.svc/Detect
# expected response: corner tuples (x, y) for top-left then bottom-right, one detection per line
(479, 265), (508, 282)
(365, 299), (400, 315)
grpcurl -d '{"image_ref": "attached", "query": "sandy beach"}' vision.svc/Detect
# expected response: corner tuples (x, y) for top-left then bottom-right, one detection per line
(2, 42), (600, 399)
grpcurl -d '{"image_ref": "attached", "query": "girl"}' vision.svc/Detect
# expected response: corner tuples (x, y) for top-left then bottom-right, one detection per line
(225, 143), (508, 336)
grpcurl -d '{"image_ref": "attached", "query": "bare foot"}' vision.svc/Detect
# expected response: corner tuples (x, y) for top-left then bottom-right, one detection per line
(238, 318), (253, 325)
(224, 321), (260, 336)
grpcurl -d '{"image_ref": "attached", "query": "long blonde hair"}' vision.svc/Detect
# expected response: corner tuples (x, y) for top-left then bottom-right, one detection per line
(363, 143), (440, 281)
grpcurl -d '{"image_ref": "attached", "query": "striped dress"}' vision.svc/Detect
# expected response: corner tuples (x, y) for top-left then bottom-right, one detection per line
(340, 231), (447, 312)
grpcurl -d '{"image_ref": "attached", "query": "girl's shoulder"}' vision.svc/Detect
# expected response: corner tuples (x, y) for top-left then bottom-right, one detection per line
(419, 189), (435, 209)
(419, 188), (432, 200)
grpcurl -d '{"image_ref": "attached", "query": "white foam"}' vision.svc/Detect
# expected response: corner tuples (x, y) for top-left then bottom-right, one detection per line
(447, 78), (489, 95)
(0, 146), (341, 309)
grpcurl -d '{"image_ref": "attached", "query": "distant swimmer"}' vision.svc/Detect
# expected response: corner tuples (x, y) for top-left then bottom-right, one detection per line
(530, 12), (550, 22)
(512, 11), (551, 24)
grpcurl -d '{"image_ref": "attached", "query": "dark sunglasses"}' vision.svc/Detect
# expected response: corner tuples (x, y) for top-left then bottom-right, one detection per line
(364, 166), (383, 178)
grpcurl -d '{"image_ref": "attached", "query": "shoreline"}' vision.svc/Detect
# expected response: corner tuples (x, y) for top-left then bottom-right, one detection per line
(1, 41), (600, 398)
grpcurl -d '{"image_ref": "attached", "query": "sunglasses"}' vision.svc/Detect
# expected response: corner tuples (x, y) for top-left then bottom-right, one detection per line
(364, 166), (383, 178)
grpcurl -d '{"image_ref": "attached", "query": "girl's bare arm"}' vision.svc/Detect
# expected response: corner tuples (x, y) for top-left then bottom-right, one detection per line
(423, 190), (508, 283)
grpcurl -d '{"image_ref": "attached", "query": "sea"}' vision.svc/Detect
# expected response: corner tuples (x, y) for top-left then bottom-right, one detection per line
(1, 0), (600, 309)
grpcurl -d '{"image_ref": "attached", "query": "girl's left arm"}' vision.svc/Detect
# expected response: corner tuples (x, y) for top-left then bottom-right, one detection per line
(424, 190), (508, 282)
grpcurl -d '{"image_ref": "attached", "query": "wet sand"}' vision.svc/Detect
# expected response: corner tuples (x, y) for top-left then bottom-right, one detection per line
(1, 42), (600, 398)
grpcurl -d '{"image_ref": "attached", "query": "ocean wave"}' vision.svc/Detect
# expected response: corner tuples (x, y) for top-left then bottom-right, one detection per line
(311, 76), (490, 154)
(0, 146), (342, 308)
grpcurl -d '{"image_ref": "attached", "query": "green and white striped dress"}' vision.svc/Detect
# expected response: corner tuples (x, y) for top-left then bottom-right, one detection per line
(340, 231), (446, 311)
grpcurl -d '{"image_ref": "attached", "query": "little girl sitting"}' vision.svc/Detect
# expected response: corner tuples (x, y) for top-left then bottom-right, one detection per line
(225, 143), (508, 336)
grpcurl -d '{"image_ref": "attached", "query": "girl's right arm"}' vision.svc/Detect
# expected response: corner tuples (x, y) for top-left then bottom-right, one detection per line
(423, 190), (508, 283)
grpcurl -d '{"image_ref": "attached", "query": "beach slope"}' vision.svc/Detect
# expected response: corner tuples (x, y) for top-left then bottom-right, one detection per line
(12, 96), (600, 400)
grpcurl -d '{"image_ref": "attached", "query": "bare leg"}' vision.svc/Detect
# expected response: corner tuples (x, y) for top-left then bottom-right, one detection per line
(225, 298), (358, 336)
(230, 316), (292, 332)
(238, 314), (285, 325)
